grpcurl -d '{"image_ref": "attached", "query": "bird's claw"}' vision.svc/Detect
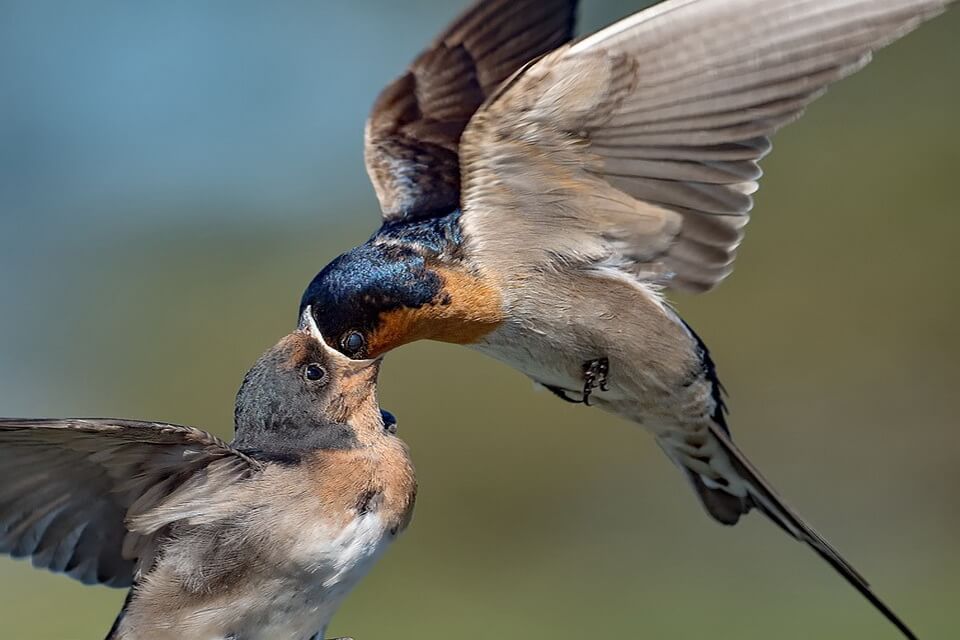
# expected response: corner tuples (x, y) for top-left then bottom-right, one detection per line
(542, 358), (610, 406)
(582, 357), (609, 406)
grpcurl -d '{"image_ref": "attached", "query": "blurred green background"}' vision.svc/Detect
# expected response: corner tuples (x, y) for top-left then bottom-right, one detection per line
(1, 1), (958, 639)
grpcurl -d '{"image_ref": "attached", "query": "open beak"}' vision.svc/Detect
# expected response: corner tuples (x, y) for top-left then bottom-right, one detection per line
(299, 306), (382, 377)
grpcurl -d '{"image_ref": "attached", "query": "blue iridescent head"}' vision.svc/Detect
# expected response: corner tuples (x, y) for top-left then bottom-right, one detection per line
(300, 238), (502, 359)
(301, 242), (439, 358)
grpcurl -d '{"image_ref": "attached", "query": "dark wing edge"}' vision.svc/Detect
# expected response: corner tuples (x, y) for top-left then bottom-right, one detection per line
(364, 0), (579, 221)
(0, 418), (259, 587)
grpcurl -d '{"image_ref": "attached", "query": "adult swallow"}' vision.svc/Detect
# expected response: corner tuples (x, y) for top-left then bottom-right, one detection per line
(0, 309), (415, 640)
(301, 0), (954, 637)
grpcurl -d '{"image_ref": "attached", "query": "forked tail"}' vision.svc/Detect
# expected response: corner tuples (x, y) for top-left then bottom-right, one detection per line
(670, 421), (917, 640)
(666, 317), (917, 638)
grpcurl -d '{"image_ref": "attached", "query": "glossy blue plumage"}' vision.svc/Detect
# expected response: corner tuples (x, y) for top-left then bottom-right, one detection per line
(373, 209), (464, 257)
(300, 210), (464, 351)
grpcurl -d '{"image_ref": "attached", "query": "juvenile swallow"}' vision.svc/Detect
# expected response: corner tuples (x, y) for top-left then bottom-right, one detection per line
(0, 309), (415, 640)
(299, 0), (955, 636)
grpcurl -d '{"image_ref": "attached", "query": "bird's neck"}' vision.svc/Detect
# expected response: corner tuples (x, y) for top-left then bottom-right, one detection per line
(233, 419), (360, 462)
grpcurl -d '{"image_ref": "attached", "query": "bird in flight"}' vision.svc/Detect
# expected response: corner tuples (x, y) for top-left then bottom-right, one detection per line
(300, 0), (954, 637)
(0, 311), (415, 640)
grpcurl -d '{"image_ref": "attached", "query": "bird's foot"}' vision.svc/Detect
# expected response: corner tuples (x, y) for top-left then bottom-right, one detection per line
(541, 358), (610, 406)
(581, 357), (609, 406)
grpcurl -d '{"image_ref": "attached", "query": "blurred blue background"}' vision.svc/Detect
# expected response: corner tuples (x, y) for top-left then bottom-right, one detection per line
(0, 1), (958, 638)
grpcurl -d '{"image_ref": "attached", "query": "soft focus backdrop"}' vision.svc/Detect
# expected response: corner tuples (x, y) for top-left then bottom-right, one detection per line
(1, 2), (958, 638)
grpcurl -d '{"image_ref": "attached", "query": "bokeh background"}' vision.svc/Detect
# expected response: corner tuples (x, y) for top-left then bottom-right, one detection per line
(1, 1), (958, 638)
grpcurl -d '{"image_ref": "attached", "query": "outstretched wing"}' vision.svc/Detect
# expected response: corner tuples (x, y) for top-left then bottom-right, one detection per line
(458, 0), (951, 292)
(0, 419), (260, 587)
(365, 0), (579, 221)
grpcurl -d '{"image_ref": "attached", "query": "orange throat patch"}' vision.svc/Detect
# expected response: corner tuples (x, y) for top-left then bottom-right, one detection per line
(367, 266), (503, 356)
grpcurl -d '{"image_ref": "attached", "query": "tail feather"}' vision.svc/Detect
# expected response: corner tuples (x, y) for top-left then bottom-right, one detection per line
(683, 469), (747, 526)
(701, 421), (917, 640)
(670, 318), (915, 635)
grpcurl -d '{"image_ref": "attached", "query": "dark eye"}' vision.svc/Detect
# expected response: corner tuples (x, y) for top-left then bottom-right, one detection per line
(304, 363), (326, 382)
(342, 331), (366, 356)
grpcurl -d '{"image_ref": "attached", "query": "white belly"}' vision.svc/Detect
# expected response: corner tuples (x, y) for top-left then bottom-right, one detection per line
(248, 513), (394, 639)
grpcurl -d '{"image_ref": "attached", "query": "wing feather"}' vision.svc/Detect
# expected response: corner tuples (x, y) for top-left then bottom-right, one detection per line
(0, 419), (260, 587)
(364, 0), (579, 220)
(459, 0), (951, 291)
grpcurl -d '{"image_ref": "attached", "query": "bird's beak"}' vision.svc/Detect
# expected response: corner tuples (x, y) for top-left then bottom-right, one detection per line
(299, 306), (382, 376)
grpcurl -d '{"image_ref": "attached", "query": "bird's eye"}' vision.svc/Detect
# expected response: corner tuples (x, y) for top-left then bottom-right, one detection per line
(342, 331), (366, 356)
(304, 363), (326, 382)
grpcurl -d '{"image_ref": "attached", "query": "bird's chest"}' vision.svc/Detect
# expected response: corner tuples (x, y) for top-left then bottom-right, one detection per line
(133, 451), (415, 640)
(262, 452), (413, 632)
(290, 510), (395, 588)
(472, 271), (621, 390)
(246, 513), (395, 639)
